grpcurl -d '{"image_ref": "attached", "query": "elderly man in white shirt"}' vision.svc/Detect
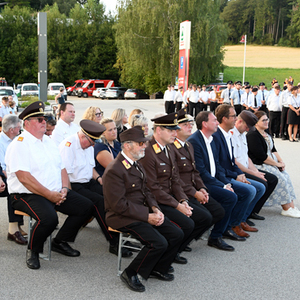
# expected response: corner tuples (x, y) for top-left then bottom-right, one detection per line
(51, 102), (80, 146)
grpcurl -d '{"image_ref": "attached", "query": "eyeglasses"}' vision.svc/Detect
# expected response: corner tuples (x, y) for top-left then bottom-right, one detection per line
(228, 114), (237, 118)
(28, 117), (47, 123)
(95, 111), (104, 117)
(261, 118), (269, 122)
(127, 141), (146, 146)
(84, 134), (95, 146)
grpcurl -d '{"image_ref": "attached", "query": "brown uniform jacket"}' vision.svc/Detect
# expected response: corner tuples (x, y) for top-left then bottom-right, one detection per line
(139, 137), (187, 208)
(102, 153), (158, 229)
(169, 139), (207, 198)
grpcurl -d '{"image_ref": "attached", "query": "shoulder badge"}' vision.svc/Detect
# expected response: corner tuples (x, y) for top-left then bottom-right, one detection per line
(17, 136), (24, 142)
(65, 142), (71, 147)
(153, 143), (161, 154)
(122, 159), (131, 169)
(174, 140), (182, 149)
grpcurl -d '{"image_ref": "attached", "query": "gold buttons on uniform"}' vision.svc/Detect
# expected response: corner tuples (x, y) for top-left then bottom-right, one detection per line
(132, 184), (135, 187)
(183, 164), (186, 166)
(163, 170), (166, 173)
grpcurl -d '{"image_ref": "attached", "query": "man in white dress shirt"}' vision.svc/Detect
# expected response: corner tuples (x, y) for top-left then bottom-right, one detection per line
(221, 80), (233, 104)
(267, 85), (282, 138)
(187, 84), (200, 118)
(164, 85), (175, 114)
(51, 102), (80, 146)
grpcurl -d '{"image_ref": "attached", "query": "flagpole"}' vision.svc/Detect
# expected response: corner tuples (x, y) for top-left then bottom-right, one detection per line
(242, 35), (247, 85)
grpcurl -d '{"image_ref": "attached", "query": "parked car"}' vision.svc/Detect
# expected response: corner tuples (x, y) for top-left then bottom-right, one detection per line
(66, 79), (87, 96)
(206, 83), (227, 92)
(21, 83), (39, 97)
(124, 89), (149, 100)
(76, 79), (114, 98)
(92, 88), (107, 98)
(0, 86), (19, 106)
(47, 82), (67, 100)
(105, 87), (127, 99)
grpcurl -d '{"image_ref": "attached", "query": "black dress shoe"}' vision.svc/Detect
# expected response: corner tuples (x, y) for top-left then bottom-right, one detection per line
(109, 244), (133, 258)
(168, 265), (174, 273)
(246, 219), (256, 227)
(183, 246), (192, 252)
(173, 253), (187, 264)
(51, 240), (80, 256)
(26, 249), (40, 269)
(7, 231), (27, 245)
(223, 229), (246, 241)
(124, 241), (139, 252)
(250, 213), (265, 220)
(150, 270), (174, 281)
(120, 271), (145, 292)
(208, 237), (235, 251)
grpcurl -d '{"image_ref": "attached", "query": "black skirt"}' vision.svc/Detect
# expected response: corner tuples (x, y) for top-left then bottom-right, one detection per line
(287, 108), (300, 125)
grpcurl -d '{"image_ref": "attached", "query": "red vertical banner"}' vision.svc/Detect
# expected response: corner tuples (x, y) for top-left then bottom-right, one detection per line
(178, 21), (191, 92)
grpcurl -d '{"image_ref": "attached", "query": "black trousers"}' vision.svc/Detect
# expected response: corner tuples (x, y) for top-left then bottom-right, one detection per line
(281, 106), (289, 137)
(209, 102), (218, 113)
(234, 104), (242, 115)
(159, 201), (212, 253)
(119, 218), (183, 279)
(165, 101), (175, 114)
(176, 102), (183, 111)
(199, 103), (208, 112)
(189, 102), (200, 118)
(269, 111), (281, 137)
(245, 171), (278, 214)
(71, 180), (118, 244)
(11, 191), (93, 253)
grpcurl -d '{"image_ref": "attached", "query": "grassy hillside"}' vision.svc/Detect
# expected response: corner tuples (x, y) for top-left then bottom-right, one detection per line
(222, 67), (300, 88)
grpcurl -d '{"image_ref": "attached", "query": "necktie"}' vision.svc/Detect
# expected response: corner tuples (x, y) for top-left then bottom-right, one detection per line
(238, 90), (241, 103)
(254, 96), (257, 107)
(133, 162), (143, 177)
(229, 89), (231, 98)
(163, 147), (168, 158)
(262, 91), (265, 100)
(184, 143), (191, 159)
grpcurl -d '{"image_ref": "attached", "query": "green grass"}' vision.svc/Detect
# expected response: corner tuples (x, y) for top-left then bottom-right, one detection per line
(223, 67), (300, 88)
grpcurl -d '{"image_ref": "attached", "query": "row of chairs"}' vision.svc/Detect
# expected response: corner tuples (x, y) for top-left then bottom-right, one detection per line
(14, 210), (141, 275)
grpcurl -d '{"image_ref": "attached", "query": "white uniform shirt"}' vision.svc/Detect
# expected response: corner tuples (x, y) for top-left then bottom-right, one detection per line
(267, 93), (281, 111)
(5, 130), (64, 194)
(199, 130), (216, 177)
(288, 95), (300, 108)
(248, 94), (261, 108)
(163, 89), (174, 101)
(280, 90), (291, 108)
(230, 89), (243, 105)
(221, 88), (232, 104)
(0, 131), (12, 171)
(174, 91), (183, 103)
(183, 90), (189, 105)
(51, 119), (80, 146)
(209, 91), (217, 102)
(257, 89), (269, 104)
(0, 105), (10, 118)
(59, 133), (95, 183)
(199, 91), (209, 103)
(188, 90), (199, 103)
(230, 126), (249, 168)
(241, 91), (250, 106)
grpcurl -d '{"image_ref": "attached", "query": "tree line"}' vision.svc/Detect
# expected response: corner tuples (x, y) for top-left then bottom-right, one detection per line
(2, 0), (300, 95)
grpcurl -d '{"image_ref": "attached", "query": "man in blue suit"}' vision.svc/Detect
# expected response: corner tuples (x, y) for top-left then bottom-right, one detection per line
(213, 105), (265, 238)
(188, 111), (246, 251)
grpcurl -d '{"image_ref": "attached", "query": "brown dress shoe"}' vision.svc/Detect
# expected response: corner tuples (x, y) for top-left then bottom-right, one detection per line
(7, 231), (28, 245)
(232, 225), (250, 238)
(241, 222), (258, 232)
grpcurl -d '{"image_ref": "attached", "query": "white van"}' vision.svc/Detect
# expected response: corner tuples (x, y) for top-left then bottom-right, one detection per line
(21, 83), (39, 97)
(47, 82), (67, 99)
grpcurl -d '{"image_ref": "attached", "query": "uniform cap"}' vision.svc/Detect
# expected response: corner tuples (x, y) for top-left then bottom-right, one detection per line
(19, 101), (45, 120)
(151, 112), (180, 130)
(80, 119), (106, 143)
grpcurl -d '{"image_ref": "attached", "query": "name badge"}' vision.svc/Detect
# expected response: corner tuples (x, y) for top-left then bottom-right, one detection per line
(160, 163), (166, 166)
(181, 157), (186, 160)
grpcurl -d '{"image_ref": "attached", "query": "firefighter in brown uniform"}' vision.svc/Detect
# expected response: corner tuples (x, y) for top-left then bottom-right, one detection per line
(103, 126), (183, 293)
(169, 108), (225, 239)
(139, 112), (212, 263)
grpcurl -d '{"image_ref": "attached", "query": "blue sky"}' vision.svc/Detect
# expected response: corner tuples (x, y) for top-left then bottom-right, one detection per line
(102, 0), (118, 14)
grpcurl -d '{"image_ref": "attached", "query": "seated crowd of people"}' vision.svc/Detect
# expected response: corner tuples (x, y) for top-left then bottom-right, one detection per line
(0, 95), (298, 293)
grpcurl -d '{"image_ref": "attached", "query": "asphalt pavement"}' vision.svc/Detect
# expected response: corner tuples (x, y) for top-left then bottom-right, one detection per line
(1, 97), (300, 299)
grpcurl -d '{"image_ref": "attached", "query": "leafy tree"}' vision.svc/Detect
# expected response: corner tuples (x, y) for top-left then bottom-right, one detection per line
(115, 0), (228, 94)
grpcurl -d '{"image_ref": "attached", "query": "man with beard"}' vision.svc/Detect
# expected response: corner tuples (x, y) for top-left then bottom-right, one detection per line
(103, 126), (183, 292)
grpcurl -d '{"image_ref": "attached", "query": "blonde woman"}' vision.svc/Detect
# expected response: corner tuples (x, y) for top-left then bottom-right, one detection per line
(129, 114), (149, 136)
(83, 106), (103, 123)
(94, 118), (121, 177)
(111, 108), (129, 141)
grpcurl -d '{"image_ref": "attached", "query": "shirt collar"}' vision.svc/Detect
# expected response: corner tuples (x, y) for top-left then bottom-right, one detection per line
(155, 139), (166, 151)
(199, 130), (213, 144)
(0, 131), (12, 142)
(121, 150), (134, 165)
(175, 138), (185, 147)
(218, 125), (231, 140)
